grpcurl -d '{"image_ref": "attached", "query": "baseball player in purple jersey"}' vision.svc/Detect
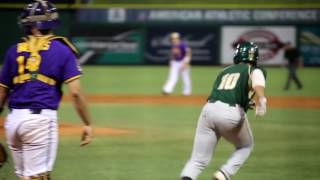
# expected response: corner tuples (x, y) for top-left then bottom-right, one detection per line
(163, 32), (192, 96)
(0, 1), (93, 179)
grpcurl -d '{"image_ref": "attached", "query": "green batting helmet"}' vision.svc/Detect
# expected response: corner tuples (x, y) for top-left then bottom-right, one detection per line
(233, 42), (259, 65)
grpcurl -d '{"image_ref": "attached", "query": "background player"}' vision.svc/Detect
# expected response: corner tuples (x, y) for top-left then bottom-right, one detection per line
(0, 1), (93, 179)
(162, 32), (192, 96)
(282, 42), (303, 90)
(180, 42), (267, 180)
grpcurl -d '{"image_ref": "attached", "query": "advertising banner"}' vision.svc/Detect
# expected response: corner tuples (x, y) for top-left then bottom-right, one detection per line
(77, 9), (320, 25)
(71, 26), (144, 65)
(221, 26), (296, 65)
(145, 27), (219, 65)
(299, 27), (320, 66)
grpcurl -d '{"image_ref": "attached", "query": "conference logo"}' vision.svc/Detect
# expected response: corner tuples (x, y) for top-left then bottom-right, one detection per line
(233, 30), (284, 61)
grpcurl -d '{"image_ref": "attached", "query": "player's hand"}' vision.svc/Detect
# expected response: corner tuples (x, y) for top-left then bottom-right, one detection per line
(255, 97), (267, 117)
(248, 100), (255, 110)
(0, 143), (8, 169)
(181, 62), (189, 71)
(80, 125), (93, 147)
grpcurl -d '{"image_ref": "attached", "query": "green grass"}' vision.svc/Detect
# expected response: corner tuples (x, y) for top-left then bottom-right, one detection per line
(2, 105), (320, 180)
(1, 66), (320, 180)
(80, 66), (320, 96)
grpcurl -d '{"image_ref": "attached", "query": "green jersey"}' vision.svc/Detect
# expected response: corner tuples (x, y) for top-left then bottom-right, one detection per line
(208, 64), (266, 111)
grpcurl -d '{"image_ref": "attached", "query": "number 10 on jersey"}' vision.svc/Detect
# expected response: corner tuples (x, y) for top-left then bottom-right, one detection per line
(217, 73), (240, 90)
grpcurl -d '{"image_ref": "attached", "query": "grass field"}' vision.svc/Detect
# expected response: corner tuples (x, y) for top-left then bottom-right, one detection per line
(1, 66), (320, 180)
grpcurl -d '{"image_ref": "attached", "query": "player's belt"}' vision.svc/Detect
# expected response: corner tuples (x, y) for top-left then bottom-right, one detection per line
(29, 109), (42, 114)
(13, 73), (56, 86)
(208, 99), (238, 107)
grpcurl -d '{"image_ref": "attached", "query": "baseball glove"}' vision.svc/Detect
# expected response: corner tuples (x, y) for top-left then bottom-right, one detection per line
(0, 143), (8, 168)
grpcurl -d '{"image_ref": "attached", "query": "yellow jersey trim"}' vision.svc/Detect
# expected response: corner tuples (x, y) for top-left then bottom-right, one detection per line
(48, 36), (79, 56)
(0, 83), (9, 89)
(64, 75), (81, 84)
(13, 73), (56, 86)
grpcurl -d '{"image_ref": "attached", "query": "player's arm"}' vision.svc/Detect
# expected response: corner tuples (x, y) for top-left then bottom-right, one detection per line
(183, 47), (192, 64)
(0, 49), (13, 115)
(0, 87), (8, 114)
(62, 45), (93, 146)
(67, 78), (93, 146)
(298, 55), (304, 68)
(251, 69), (267, 117)
(181, 47), (192, 70)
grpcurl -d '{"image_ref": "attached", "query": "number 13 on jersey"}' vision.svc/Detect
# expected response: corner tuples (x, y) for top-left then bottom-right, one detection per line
(217, 73), (240, 90)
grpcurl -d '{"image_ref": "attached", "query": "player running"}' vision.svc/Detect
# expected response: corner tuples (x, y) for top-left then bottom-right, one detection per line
(180, 42), (267, 180)
(0, 1), (93, 179)
(162, 32), (192, 96)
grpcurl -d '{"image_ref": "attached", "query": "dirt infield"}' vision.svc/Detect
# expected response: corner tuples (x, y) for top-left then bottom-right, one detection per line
(0, 119), (137, 137)
(64, 95), (320, 109)
(59, 123), (137, 137)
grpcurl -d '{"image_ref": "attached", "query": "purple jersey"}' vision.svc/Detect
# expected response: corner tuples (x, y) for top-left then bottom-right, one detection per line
(171, 42), (188, 61)
(0, 36), (81, 110)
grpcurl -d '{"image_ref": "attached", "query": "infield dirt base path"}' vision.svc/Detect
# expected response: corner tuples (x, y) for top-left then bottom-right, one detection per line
(0, 119), (137, 137)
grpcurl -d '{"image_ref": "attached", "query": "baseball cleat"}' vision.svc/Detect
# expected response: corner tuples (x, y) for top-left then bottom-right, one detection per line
(162, 91), (171, 96)
(213, 171), (227, 180)
(181, 177), (192, 180)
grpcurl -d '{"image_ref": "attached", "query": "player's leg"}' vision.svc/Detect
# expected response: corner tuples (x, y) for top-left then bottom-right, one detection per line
(163, 61), (180, 94)
(19, 172), (51, 180)
(5, 114), (24, 177)
(28, 172), (51, 180)
(217, 114), (254, 180)
(290, 66), (303, 89)
(284, 66), (292, 90)
(180, 103), (220, 180)
(181, 66), (192, 96)
(18, 115), (56, 178)
(47, 117), (58, 172)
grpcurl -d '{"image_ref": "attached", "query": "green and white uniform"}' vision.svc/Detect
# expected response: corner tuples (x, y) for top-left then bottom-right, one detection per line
(180, 63), (266, 180)
(209, 64), (266, 111)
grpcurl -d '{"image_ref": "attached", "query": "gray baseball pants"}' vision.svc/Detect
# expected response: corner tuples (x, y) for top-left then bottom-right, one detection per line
(180, 101), (254, 180)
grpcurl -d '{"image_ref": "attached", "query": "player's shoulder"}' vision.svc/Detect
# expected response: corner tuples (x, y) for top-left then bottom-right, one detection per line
(222, 64), (234, 71)
(4, 43), (19, 58)
(223, 64), (247, 71)
(48, 35), (79, 56)
(180, 41), (189, 48)
(251, 66), (267, 78)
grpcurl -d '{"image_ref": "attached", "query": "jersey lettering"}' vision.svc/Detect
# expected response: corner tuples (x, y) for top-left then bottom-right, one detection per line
(217, 73), (240, 90)
(16, 56), (25, 75)
(16, 55), (42, 74)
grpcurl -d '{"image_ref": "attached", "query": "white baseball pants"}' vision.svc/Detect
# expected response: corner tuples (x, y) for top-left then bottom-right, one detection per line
(5, 109), (58, 178)
(163, 61), (192, 95)
(181, 101), (254, 180)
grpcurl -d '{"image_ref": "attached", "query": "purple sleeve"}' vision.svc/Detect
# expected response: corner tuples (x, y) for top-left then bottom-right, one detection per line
(0, 49), (13, 88)
(180, 42), (189, 51)
(62, 50), (82, 83)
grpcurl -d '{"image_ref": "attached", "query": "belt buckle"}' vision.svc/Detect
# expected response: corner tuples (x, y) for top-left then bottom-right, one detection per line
(30, 109), (42, 114)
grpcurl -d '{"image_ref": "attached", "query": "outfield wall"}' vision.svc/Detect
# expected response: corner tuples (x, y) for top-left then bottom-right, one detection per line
(0, 8), (319, 66)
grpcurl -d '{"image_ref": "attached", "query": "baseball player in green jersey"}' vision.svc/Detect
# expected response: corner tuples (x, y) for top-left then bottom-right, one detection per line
(180, 42), (267, 180)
